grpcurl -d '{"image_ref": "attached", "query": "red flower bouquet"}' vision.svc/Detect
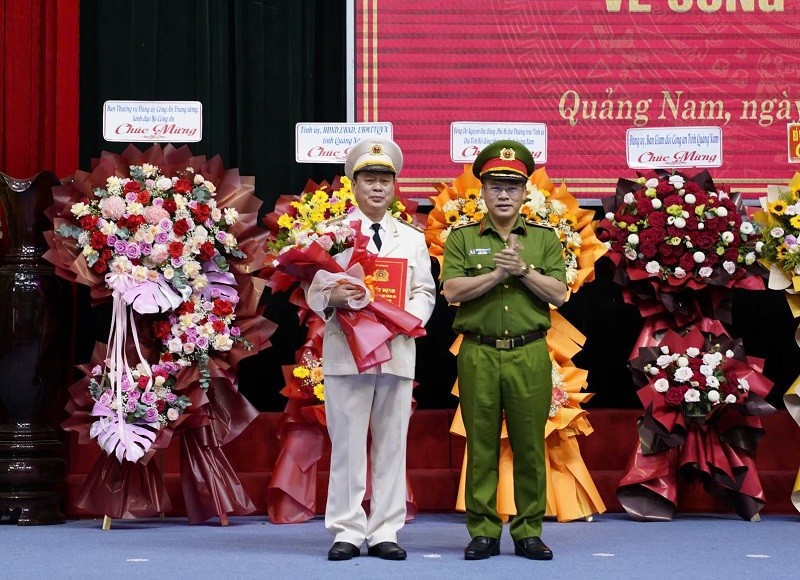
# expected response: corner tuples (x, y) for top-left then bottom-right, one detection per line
(597, 169), (764, 324)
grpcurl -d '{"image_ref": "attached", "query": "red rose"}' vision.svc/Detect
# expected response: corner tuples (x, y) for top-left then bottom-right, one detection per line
(198, 241), (216, 262)
(664, 386), (688, 406)
(90, 230), (107, 250)
(192, 203), (211, 222)
(152, 320), (172, 340)
(679, 252), (696, 271)
(173, 179), (193, 193)
(160, 353), (174, 362)
(639, 242), (658, 259)
(693, 232), (716, 250)
(137, 190), (151, 204)
(100, 248), (113, 261)
(212, 299), (234, 317)
(137, 375), (149, 388)
(664, 194), (683, 207)
(639, 227), (665, 246)
(647, 211), (667, 227)
(124, 181), (142, 193)
(156, 400), (166, 412)
(212, 319), (226, 333)
(685, 216), (699, 230)
(656, 183), (674, 195)
(177, 301), (195, 315)
(635, 196), (653, 214)
(173, 218), (190, 237)
(80, 214), (99, 230)
(91, 259), (107, 274)
(660, 252), (681, 266)
(684, 181), (702, 194)
(168, 241), (184, 258)
(724, 247), (739, 261)
(162, 199), (178, 214)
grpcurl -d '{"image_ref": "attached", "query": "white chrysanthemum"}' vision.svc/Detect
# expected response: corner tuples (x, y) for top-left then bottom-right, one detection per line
(605, 212), (614, 220)
(684, 193), (696, 204)
(183, 261), (201, 279)
(106, 176), (124, 193)
(70, 202), (91, 217)
(716, 207), (728, 218)
(739, 222), (754, 235)
(627, 233), (640, 245)
(81, 245), (96, 258)
(100, 221), (119, 236)
(674, 217), (686, 229)
(693, 251), (706, 263)
(707, 390), (720, 403)
(224, 207), (239, 225)
(140, 163), (158, 178)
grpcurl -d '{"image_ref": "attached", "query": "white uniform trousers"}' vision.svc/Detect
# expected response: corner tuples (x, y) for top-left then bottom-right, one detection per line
(323, 372), (413, 547)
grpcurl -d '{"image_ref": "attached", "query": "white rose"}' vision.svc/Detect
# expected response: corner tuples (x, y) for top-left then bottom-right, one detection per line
(707, 390), (720, 403)
(721, 231), (734, 243)
(686, 347), (700, 357)
(656, 354), (674, 367)
(645, 261), (661, 274)
(699, 266), (713, 278)
(716, 207), (728, 218)
(167, 408), (180, 421)
(674, 367), (694, 382)
(723, 261), (736, 274)
(623, 192), (635, 204)
(745, 252), (756, 265)
(700, 364), (714, 376)
(193, 174), (205, 184)
(605, 212), (614, 220)
(673, 267), (687, 279)
(725, 350), (734, 358)
(674, 217), (686, 229)
(684, 193), (696, 204)
(70, 202), (91, 217)
(654, 378), (670, 393)
(677, 356), (689, 367)
(156, 177), (173, 191)
(651, 198), (663, 209)
(163, 266), (175, 280)
(627, 233), (640, 245)
(698, 222), (705, 230)
(660, 346), (670, 354)
(755, 241), (764, 253)
(645, 178), (660, 189)
(684, 388), (701, 402)
(738, 378), (750, 392)
(725, 394), (737, 403)
(167, 337), (182, 353)
(706, 376), (720, 389)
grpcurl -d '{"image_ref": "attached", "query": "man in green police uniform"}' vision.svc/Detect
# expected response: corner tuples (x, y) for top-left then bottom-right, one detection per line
(441, 139), (567, 561)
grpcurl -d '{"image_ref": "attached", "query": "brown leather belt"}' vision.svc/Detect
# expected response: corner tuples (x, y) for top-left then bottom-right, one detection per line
(463, 330), (546, 350)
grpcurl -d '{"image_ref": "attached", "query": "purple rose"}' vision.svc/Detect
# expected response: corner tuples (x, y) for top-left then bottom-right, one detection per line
(171, 256), (185, 268)
(120, 376), (134, 392)
(216, 231), (227, 243)
(139, 243), (152, 256)
(195, 336), (209, 349)
(165, 362), (180, 374)
(126, 244), (141, 259)
(230, 326), (241, 337)
(185, 327), (198, 338)
(210, 288), (221, 298)
(125, 191), (138, 203)
(107, 234), (118, 246)
(155, 232), (169, 244)
(205, 218), (214, 228)
(114, 240), (128, 254)
(165, 392), (178, 403)
(141, 391), (157, 405)
(98, 390), (113, 406)
(153, 197), (164, 207)
(128, 389), (140, 400)
(159, 218), (172, 231)
(125, 399), (137, 412)
(145, 407), (159, 422)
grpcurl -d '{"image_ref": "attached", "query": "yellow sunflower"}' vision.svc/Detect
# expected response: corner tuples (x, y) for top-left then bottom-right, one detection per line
(769, 200), (787, 215)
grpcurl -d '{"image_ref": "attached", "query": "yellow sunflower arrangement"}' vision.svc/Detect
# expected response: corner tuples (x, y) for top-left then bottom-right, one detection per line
(755, 173), (800, 289)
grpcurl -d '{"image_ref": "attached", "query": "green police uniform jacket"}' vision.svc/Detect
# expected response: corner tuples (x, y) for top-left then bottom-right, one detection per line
(440, 215), (567, 337)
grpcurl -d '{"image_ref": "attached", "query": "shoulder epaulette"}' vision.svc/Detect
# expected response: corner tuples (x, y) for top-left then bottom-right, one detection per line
(525, 218), (554, 229)
(397, 218), (424, 233)
(451, 220), (480, 230)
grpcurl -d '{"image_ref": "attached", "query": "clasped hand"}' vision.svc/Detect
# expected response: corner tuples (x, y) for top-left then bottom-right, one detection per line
(493, 234), (527, 277)
(328, 281), (367, 308)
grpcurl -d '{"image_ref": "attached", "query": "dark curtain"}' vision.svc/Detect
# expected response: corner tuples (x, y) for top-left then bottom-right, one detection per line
(78, 0), (348, 411)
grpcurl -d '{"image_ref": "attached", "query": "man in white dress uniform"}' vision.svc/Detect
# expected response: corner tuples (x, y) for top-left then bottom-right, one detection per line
(306, 137), (436, 561)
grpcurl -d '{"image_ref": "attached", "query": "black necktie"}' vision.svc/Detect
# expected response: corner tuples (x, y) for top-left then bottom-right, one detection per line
(370, 223), (382, 251)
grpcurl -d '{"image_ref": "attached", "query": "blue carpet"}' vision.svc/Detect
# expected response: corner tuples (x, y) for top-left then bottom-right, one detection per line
(2, 513), (798, 579)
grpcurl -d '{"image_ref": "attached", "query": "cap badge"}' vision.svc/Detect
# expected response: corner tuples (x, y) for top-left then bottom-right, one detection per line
(500, 148), (516, 161)
(370, 143), (384, 155)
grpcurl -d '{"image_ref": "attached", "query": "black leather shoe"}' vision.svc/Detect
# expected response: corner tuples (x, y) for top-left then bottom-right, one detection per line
(367, 541), (407, 560)
(514, 536), (553, 560)
(464, 536), (500, 560)
(327, 541), (360, 561)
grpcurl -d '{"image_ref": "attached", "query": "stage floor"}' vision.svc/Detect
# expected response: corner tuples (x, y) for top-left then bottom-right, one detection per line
(4, 513), (799, 579)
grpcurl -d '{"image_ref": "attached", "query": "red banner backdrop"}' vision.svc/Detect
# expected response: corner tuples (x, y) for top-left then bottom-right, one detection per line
(356, 0), (799, 198)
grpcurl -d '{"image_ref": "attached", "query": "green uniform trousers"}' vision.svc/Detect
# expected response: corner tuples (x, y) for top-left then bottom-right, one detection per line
(458, 336), (551, 540)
